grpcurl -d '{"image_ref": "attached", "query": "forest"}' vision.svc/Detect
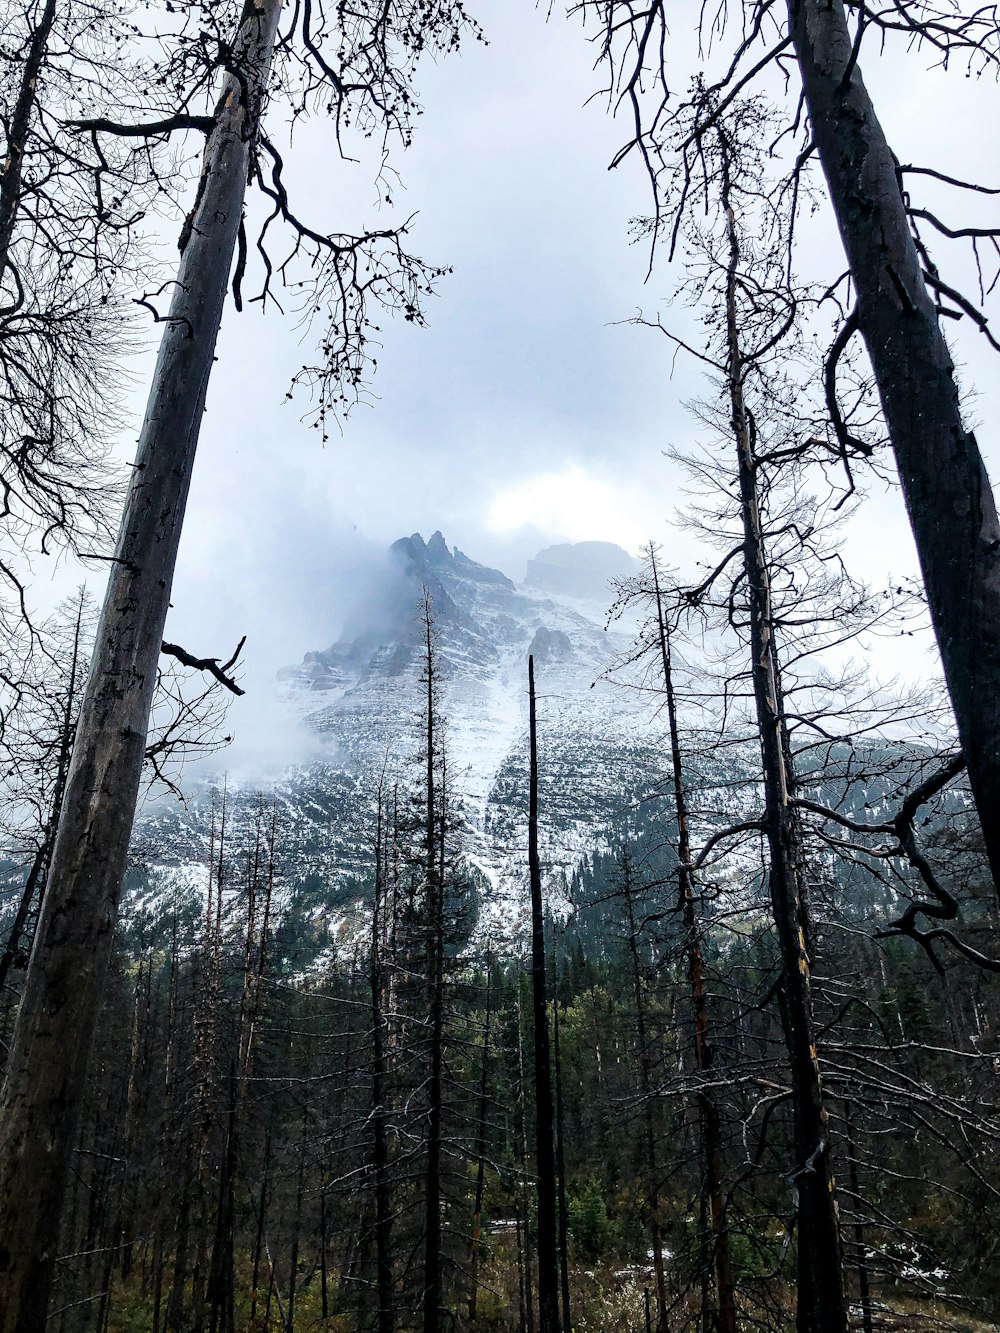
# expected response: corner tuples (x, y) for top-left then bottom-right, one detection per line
(0, 1), (998, 1332)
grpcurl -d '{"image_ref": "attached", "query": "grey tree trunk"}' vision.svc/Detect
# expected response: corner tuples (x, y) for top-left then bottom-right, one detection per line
(724, 180), (847, 1332)
(468, 954), (492, 1324)
(619, 854), (670, 1333)
(527, 656), (561, 1333)
(421, 597), (445, 1333)
(0, 5), (282, 1327)
(789, 0), (1000, 891)
(648, 552), (736, 1333)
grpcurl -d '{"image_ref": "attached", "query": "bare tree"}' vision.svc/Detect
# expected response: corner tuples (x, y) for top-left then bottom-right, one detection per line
(576, 0), (1000, 889)
(0, 1), (477, 1324)
(527, 656), (561, 1333)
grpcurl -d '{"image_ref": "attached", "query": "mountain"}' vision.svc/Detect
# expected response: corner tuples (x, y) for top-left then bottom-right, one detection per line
(132, 532), (690, 949)
(123, 530), (930, 958)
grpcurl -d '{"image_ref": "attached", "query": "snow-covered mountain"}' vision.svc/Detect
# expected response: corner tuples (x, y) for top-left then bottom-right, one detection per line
(282, 532), (671, 931)
(132, 532), (686, 946)
(117, 530), (927, 956)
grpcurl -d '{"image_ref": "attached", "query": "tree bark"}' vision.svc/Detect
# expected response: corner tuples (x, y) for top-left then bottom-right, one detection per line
(724, 159), (847, 1332)
(422, 594), (445, 1333)
(371, 784), (394, 1333)
(788, 0), (1000, 892)
(648, 554), (736, 1333)
(468, 953), (492, 1323)
(842, 1100), (874, 1333)
(527, 656), (561, 1333)
(551, 988), (572, 1333)
(0, 6), (283, 1326)
(619, 853), (670, 1333)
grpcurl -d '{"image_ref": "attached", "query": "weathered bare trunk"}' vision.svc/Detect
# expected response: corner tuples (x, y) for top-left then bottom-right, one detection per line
(0, 5), (282, 1326)
(723, 170), (847, 1331)
(648, 555), (736, 1333)
(619, 854), (670, 1333)
(515, 979), (536, 1333)
(788, 0), (1000, 891)
(371, 785), (394, 1333)
(422, 598), (445, 1333)
(468, 954), (492, 1323)
(842, 1101), (874, 1333)
(552, 985), (572, 1333)
(250, 1123), (273, 1324)
(527, 656), (561, 1333)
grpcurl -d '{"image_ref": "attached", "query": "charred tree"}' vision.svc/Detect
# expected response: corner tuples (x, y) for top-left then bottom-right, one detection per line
(468, 952), (493, 1323)
(421, 593), (445, 1333)
(788, 0), (1000, 894)
(648, 550), (737, 1333)
(551, 984), (572, 1333)
(527, 656), (561, 1333)
(371, 779), (395, 1333)
(0, 7), (283, 1323)
(721, 144), (847, 1333)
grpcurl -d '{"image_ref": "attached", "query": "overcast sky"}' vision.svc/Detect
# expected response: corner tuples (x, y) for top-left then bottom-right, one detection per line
(37, 0), (1000, 760)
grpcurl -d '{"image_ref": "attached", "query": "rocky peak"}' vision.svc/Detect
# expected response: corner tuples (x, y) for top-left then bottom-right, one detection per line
(390, 531), (514, 591)
(426, 529), (450, 561)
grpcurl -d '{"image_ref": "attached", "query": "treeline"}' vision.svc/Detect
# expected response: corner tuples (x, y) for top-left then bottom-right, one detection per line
(13, 766), (998, 1333)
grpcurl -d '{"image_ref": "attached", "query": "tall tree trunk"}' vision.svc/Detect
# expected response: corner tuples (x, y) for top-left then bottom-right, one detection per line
(842, 1101), (874, 1333)
(527, 656), (560, 1333)
(207, 1064), (237, 1333)
(0, 6), (283, 1326)
(250, 1123), (273, 1325)
(515, 979), (536, 1333)
(788, 0), (1000, 891)
(286, 1107), (307, 1333)
(551, 987), (572, 1333)
(422, 595), (445, 1333)
(722, 148), (847, 1333)
(648, 553), (736, 1333)
(468, 952), (492, 1323)
(371, 783), (394, 1333)
(619, 853), (671, 1333)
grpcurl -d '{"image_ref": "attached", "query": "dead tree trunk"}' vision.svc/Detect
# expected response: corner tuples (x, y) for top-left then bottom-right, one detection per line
(648, 552), (737, 1333)
(843, 1101), (874, 1333)
(422, 593), (445, 1333)
(723, 153), (847, 1333)
(527, 656), (561, 1333)
(788, 0), (1000, 892)
(551, 984), (572, 1333)
(468, 952), (493, 1323)
(515, 978), (536, 1333)
(371, 781), (394, 1333)
(619, 852), (671, 1333)
(0, 6), (282, 1327)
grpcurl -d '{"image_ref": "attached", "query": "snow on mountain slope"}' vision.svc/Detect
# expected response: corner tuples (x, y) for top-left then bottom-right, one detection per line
(131, 532), (687, 943)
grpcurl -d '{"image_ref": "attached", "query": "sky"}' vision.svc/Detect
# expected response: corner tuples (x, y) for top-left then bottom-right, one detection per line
(34, 0), (1000, 763)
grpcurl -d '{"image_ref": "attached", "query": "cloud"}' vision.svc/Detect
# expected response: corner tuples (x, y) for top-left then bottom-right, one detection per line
(486, 465), (653, 553)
